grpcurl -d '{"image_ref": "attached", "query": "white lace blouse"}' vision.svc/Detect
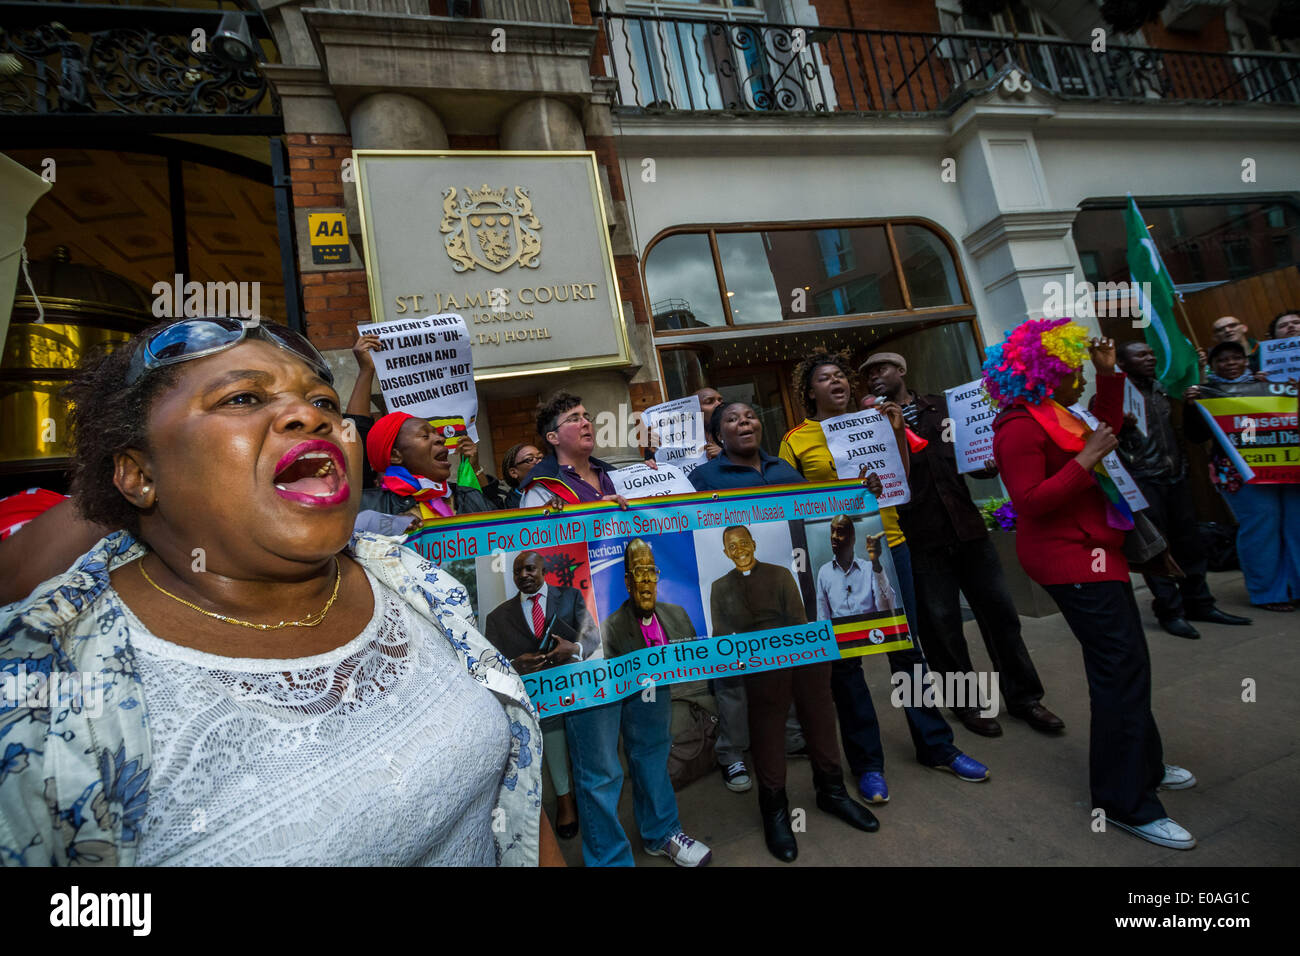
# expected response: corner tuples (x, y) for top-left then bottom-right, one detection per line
(114, 569), (510, 866)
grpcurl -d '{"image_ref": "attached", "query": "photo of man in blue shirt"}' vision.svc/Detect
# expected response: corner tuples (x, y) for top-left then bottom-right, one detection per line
(816, 515), (896, 619)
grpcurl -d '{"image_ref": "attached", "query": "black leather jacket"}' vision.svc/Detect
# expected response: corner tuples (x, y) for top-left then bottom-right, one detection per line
(1112, 376), (1185, 483)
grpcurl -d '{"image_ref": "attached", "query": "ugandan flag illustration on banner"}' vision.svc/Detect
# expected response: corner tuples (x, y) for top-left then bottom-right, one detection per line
(428, 416), (468, 448)
(832, 608), (913, 659)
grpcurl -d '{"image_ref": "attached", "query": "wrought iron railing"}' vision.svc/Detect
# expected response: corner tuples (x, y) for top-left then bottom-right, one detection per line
(603, 13), (1300, 114)
(0, 3), (277, 125)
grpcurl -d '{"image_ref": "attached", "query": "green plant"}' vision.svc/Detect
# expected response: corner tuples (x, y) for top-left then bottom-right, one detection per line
(980, 496), (1018, 531)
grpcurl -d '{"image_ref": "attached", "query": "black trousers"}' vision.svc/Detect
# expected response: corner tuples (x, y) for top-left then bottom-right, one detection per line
(910, 537), (1045, 712)
(1136, 477), (1216, 621)
(1044, 580), (1167, 826)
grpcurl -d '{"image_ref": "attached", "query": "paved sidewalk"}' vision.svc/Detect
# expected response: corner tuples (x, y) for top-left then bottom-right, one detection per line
(556, 570), (1298, 866)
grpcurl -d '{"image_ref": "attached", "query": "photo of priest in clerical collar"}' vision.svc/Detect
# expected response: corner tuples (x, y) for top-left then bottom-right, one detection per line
(600, 538), (698, 659)
(708, 525), (808, 637)
(815, 515), (896, 620)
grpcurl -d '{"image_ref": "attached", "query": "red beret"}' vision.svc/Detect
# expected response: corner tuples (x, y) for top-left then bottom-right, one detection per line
(366, 412), (415, 475)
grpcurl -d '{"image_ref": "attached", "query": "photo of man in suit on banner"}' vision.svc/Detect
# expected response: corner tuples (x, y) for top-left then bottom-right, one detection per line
(483, 549), (599, 841)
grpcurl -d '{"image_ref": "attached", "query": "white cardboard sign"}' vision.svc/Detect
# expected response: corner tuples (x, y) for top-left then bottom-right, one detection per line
(642, 396), (709, 475)
(609, 462), (696, 499)
(358, 313), (478, 441)
(945, 378), (997, 474)
(1067, 404), (1149, 512)
(1260, 337), (1300, 383)
(1123, 378), (1148, 435)
(820, 410), (911, 506)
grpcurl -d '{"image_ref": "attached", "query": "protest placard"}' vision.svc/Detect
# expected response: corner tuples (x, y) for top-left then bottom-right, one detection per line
(1067, 405), (1149, 511)
(404, 483), (911, 715)
(819, 410), (911, 506)
(642, 396), (709, 475)
(945, 378), (997, 473)
(1194, 393), (1300, 484)
(1123, 377), (1148, 435)
(1259, 337), (1300, 384)
(609, 462), (696, 499)
(357, 313), (478, 442)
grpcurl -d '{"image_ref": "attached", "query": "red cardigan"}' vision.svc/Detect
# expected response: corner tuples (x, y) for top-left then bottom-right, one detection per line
(991, 373), (1130, 587)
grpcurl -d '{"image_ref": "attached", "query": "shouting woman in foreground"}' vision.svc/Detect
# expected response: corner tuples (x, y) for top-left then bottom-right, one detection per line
(0, 317), (556, 866)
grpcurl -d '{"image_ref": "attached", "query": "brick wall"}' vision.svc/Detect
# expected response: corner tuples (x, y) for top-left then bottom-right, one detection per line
(1142, 15), (1231, 53)
(286, 133), (348, 209)
(809, 0), (941, 33)
(1141, 15), (1242, 101)
(568, 0), (592, 27)
(587, 131), (651, 330)
(486, 393), (544, 464)
(287, 133), (373, 351)
(301, 270), (371, 351)
(628, 380), (663, 411)
(448, 133), (501, 149)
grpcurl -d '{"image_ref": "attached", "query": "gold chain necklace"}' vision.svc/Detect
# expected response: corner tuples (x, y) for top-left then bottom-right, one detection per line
(138, 556), (342, 630)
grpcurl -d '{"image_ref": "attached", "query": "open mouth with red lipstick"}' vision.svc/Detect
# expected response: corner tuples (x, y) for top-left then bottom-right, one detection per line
(273, 440), (349, 506)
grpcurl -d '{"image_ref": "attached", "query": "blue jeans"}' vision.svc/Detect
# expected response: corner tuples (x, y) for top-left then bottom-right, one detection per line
(564, 691), (681, 867)
(829, 541), (960, 774)
(1223, 482), (1300, 605)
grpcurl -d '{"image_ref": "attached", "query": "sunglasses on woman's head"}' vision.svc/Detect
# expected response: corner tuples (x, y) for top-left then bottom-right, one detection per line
(124, 317), (335, 387)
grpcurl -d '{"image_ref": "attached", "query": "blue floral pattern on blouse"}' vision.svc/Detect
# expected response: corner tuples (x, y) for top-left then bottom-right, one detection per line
(0, 531), (542, 866)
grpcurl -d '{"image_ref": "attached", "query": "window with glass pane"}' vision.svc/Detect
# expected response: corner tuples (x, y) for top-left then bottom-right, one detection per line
(645, 233), (728, 330)
(714, 231), (783, 324)
(751, 226), (903, 321)
(893, 224), (963, 308)
(1072, 202), (1299, 286)
(660, 348), (712, 398)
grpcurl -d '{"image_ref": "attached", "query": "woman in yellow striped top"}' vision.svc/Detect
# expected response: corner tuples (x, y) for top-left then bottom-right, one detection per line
(778, 351), (990, 801)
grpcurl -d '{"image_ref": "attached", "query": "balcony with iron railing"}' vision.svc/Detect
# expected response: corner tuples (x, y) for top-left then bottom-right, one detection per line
(603, 12), (1300, 115)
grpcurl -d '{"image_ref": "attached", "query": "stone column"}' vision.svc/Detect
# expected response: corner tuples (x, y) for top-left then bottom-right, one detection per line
(498, 96), (586, 151)
(948, 83), (1099, 347)
(349, 92), (450, 150)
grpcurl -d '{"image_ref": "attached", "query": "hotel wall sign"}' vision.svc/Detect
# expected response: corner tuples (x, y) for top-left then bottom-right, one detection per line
(308, 212), (351, 265)
(354, 151), (631, 380)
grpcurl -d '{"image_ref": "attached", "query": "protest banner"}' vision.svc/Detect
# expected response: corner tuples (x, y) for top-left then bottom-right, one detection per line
(609, 462), (696, 499)
(945, 378), (997, 473)
(1067, 405), (1150, 511)
(1194, 392), (1300, 484)
(1123, 378), (1148, 435)
(642, 396), (709, 475)
(403, 482), (912, 716)
(819, 410), (911, 506)
(1259, 337), (1300, 384)
(357, 313), (478, 442)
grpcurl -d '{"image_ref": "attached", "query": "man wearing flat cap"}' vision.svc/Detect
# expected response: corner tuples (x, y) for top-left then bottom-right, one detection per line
(860, 351), (1066, 740)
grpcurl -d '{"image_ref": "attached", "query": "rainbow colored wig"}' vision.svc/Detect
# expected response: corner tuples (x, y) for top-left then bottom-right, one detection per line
(981, 318), (1090, 408)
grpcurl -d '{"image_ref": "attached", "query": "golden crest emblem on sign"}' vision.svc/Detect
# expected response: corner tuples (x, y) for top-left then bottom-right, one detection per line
(440, 184), (542, 273)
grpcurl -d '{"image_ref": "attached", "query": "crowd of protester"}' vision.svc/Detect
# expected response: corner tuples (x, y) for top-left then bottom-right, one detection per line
(0, 305), (1296, 866)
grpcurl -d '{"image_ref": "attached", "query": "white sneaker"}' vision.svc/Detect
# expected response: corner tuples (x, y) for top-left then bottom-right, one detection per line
(1112, 816), (1197, 850)
(1159, 764), (1197, 790)
(721, 761), (752, 793)
(645, 831), (713, 867)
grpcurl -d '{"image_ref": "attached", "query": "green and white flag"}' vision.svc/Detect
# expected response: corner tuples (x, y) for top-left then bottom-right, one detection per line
(1126, 195), (1200, 397)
